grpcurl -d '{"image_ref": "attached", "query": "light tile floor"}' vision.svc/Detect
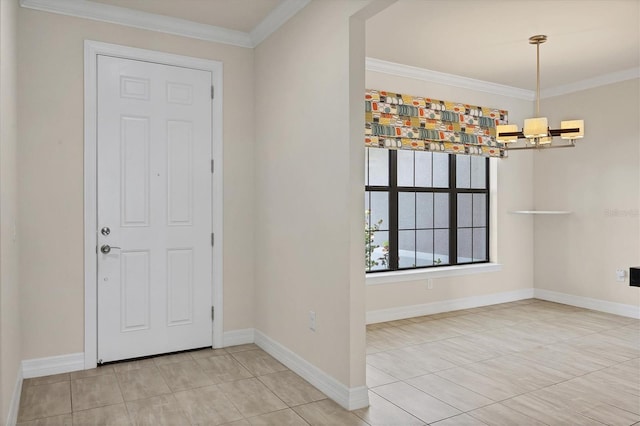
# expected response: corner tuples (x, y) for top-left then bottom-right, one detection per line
(17, 299), (640, 425)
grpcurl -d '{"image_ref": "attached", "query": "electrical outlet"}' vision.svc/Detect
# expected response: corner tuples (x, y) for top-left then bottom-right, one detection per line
(615, 269), (626, 282)
(309, 311), (316, 331)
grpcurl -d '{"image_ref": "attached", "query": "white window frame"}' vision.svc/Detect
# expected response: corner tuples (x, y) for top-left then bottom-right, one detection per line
(366, 157), (500, 285)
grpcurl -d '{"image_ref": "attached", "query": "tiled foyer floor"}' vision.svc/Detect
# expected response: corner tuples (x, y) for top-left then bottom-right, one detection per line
(17, 299), (640, 425)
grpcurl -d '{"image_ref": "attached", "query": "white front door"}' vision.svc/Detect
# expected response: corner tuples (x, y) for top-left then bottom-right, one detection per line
(97, 55), (213, 363)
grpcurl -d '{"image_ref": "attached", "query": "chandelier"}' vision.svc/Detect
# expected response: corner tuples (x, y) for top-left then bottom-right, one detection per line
(496, 35), (584, 150)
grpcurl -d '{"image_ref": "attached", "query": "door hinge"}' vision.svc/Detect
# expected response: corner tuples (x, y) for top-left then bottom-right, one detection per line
(211, 86), (214, 99)
(211, 159), (214, 173)
(211, 306), (215, 321)
(211, 233), (214, 246)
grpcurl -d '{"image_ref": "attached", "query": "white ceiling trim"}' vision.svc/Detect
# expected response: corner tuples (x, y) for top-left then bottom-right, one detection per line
(541, 67), (640, 99)
(250, 0), (311, 46)
(366, 57), (535, 101)
(367, 57), (640, 102)
(19, 0), (310, 48)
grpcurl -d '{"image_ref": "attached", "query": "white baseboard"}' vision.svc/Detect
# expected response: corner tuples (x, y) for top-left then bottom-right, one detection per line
(6, 367), (23, 426)
(534, 288), (640, 319)
(366, 288), (535, 324)
(21, 352), (84, 379)
(222, 328), (255, 347)
(254, 330), (369, 410)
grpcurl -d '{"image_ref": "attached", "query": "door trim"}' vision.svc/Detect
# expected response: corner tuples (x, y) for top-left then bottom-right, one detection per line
(84, 40), (224, 369)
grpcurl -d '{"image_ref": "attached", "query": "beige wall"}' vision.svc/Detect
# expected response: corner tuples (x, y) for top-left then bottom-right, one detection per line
(254, 0), (369, 388)
(534, 79), (640, 306)
(17, 8), (256, 360)
(0, 0), (21, 420)
(365, 71), (536, 313)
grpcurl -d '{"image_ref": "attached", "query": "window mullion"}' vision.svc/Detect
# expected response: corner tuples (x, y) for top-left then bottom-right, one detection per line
(449, 155), (458, 266)
(389, 150), (399, 270)
(485, 157), (490, 261)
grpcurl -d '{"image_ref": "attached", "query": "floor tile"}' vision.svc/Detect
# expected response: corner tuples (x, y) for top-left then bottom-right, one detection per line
(231, 349), (288, 376)
(18, 381), (71, 422)
(293, 399), (368, 426)
(353, 391), (424, 426)
(579, 402), (640, 425)
(190, 347), (228, 359)
(152, 351), (194, 366)
(223, 420), (251, 426)
(463, 354), (573, 393)
(157, 359), (215, 392)
(126, 394), (190, 426)
(416, 338), (500, 366)
(406, 373), (494, 411)
(71, 374), (123, 411)
(173, 384), (244, 425)
(562, 375), (640, 415)
(366, 328), (415, 351)
(435, 366), (521, 401)
(112, 358), (157, 374)
(434, 314), (493, 335)
(16, 414), (73, 426)
(224, 343), (260, 353)
(566, 333), (640, 362)
(22, 373), (70, 389)
(502, 392), (608, 425)
(218, 377), (287, 418)
(366, 364), (397, 388)
(71, 403), (131, 425)
(431, 413), (487, 426)
(70, 365), (115, 380)
(247, 408), (309, 425)
(468, 403), (546, 426)
(196, 354), (254, 383)
(257, 370), (326, 406)
(366, 345), (454, 380)
(116, 366), (171, 401)
(398, 321), (461, 342)
(513, 344), (613, 376)
(371, 381), (460, 424)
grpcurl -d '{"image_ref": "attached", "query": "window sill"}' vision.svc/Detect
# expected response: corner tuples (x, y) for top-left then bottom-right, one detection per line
(366, 263), (503, 285)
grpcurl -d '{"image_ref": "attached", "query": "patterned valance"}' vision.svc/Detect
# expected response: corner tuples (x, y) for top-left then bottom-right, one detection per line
(365, 89), (509, 158)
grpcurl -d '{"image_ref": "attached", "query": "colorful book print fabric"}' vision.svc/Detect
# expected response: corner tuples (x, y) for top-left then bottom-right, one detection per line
(365, 89), (509, 158)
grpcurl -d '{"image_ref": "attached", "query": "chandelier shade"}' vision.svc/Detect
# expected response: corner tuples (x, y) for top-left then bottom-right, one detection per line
(523, 117), (548, 139)
(560, 120), (584, 140)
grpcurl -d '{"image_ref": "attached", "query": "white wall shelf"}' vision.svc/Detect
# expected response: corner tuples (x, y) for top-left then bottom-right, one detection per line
(510, 210), (572, 215)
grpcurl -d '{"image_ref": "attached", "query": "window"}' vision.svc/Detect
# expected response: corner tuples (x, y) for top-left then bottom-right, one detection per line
(365, 147), (489, 272)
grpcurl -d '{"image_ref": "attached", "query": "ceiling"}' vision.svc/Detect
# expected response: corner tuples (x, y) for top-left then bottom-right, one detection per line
(366, 0), (640, 91)
(85, 0), (640, 91)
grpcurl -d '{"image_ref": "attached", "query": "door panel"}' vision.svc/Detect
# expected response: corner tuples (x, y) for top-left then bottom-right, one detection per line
(97, 55), (212, 362)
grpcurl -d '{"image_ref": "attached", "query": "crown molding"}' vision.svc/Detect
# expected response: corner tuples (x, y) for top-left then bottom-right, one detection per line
(366, 57), (535, 101)
(540, 67), (640, 99)
(250, 0), (311, 46)
(20, 0), (252, 47)
(366, 57), (640, 101)
(20, 0), (310, 48)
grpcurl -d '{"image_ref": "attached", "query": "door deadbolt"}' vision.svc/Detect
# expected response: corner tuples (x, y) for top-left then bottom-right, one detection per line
(101, 227), (111, 236)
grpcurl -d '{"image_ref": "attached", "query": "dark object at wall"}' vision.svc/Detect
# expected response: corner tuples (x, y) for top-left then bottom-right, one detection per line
(630, 267), (640, 287)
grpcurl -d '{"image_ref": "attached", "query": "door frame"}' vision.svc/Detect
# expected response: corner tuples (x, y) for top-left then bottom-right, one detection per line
(83, 40), (224, 369)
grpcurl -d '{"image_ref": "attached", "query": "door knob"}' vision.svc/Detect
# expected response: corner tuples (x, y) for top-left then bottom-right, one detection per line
(100, 244), (121, 254)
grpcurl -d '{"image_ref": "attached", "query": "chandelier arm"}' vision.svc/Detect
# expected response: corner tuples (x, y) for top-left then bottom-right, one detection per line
(505, 142), (576, 151)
